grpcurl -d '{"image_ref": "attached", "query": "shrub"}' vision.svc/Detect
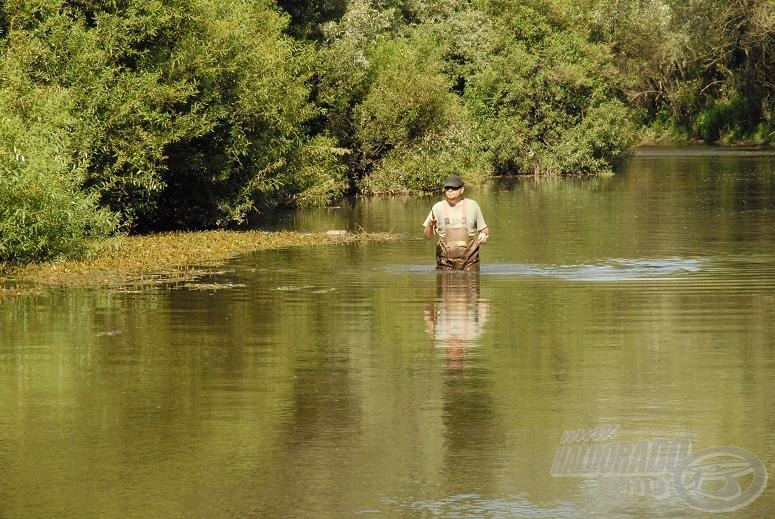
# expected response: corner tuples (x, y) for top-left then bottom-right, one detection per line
(0, 58), (116, 263)
(462, 5), (637, 174)
(2, 0), (346, 234)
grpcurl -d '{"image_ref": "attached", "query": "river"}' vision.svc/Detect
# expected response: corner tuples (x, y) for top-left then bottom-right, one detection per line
(1, 147), (774, 517)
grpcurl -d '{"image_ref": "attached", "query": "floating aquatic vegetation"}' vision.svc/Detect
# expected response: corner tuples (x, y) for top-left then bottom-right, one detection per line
(181, 282), (247, 291)
(0, 231), (393, 298)
(0, 286), (42, 300)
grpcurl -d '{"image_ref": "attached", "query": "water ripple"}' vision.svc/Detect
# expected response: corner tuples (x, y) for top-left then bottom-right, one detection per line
(388, 258), (705, 281)
(484, 258), (704, 281)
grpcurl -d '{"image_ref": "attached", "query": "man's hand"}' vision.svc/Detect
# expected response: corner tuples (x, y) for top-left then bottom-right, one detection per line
(423, 217), (437, 240)
(477, 231), (489, 245)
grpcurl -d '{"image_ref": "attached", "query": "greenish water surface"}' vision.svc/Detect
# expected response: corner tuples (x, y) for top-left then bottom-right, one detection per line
(2, 147), (775, 517)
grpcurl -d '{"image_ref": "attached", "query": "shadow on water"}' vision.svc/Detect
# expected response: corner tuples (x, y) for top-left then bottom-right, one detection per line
(391, 257), (704, 282)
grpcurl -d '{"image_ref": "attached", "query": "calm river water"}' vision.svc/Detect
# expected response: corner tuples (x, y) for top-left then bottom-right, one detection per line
(2, 147), (775, 518)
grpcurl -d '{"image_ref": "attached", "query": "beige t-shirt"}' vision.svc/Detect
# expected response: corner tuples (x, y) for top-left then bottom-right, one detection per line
(423, 199), (487, 238)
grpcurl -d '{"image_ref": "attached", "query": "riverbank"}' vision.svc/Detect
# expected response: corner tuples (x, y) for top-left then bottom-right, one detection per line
(637, 127), (774, 147)
(0, 230), (393, 298)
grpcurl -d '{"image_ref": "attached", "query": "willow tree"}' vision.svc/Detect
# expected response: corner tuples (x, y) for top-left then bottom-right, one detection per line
(571, 0), (775, 143)
(452, 0), (637, 175)
(0, 5), (117, 263)
(678, 0), (775, 142)
(2, 0), (346, 238)
(315, 0), (487, 194)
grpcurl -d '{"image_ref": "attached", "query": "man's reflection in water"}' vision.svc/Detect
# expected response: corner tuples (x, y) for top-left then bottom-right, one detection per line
(425, 272), (500, 494)
(424, 271), (490, 369)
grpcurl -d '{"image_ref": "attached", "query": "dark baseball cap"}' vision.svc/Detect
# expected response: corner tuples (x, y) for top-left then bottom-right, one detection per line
(443, 175), (464, 188)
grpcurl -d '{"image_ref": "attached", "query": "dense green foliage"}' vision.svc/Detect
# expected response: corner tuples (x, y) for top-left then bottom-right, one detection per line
(568, 0), (775, 143)
(1, 0), (773, 262)
(316, 2), (490, 194)
(1, 0), (346, 245)
(0, 45), (117, 263)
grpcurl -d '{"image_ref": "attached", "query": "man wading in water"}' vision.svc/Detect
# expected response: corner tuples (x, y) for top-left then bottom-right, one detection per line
(423, 175), (489, 271)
